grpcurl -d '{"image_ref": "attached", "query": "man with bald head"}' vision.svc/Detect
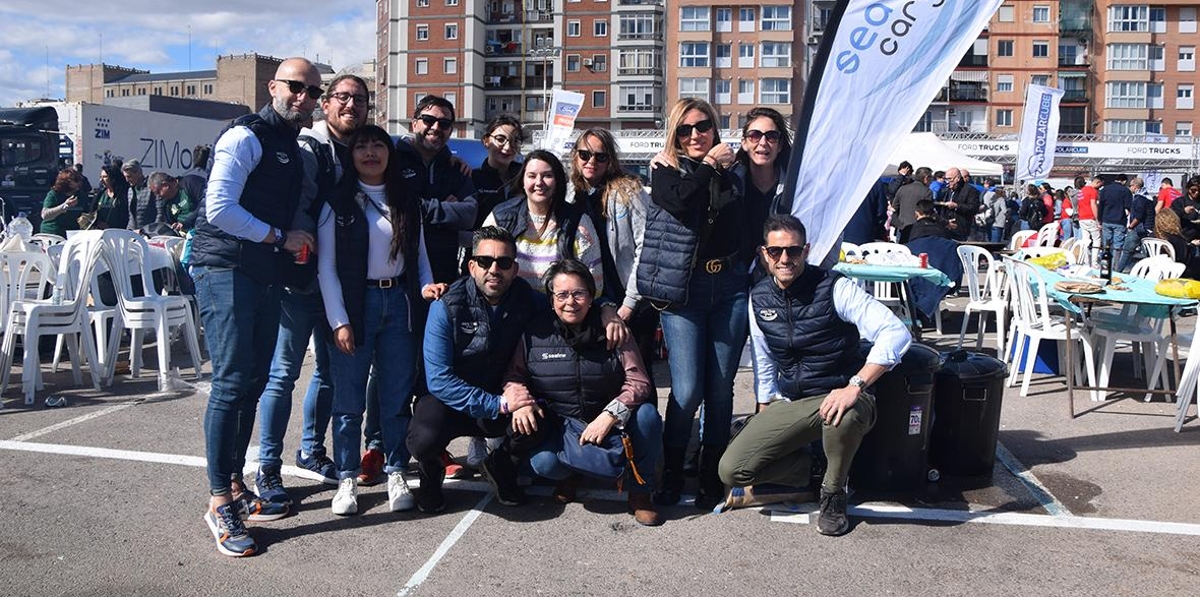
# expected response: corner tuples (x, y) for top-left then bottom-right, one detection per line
(935, 167), (981, 240)
(191, 57), (319, 557)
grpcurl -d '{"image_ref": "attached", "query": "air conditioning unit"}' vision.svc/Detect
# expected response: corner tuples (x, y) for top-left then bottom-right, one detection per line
(486, 45), (496, 54)
(807, 35), (821, 45)
(583, 58), (593, 66)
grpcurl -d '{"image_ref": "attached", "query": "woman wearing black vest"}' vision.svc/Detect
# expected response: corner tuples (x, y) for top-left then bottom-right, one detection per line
(317, 125), (423, 516)
(470, 114), (524, 230)
(503, 259), (663, 526)
(641, 98), (747, 509)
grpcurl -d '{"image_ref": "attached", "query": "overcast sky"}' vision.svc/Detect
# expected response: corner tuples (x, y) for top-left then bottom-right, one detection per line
(0, 1), (376, 106)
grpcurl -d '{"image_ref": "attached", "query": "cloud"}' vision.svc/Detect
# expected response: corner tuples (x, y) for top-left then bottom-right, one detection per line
(0, 2), (374, 106)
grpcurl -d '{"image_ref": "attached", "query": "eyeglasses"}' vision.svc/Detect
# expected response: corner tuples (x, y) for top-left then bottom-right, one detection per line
(487, 134), (518, 148)
(276, 79), (324, 98)
(471, 255), (516, 270)
(744, 129), (782, 144)
(552, 290), (591, 303)
(329, 92), (369, 105)
(763, 245), (804, 260)
(417, 114), (455, 129)
(576, 149), (610, 164)
(675, 119), (714, 138)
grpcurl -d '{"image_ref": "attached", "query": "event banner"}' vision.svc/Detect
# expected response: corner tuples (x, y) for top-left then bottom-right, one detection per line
(1015, 84), (1065, 182)
(785, 0), (1003, 264)
(540, 88), (585, 156)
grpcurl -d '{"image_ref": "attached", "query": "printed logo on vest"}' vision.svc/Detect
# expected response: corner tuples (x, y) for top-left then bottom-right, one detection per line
(539, 352), (568, 360)
(758, 309), (779, 321)
(276, 151), (291, 164)
(459, 322), (479, 334)
(336, 214), (356, 228)
(401, 168), (418, 179)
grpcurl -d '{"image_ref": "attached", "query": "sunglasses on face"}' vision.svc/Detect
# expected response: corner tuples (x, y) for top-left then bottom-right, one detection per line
(487, 134), (518, 148)
(417, 114), (455, 129)
(576, 149), (610, 164)
(471, 255), (516, 270)
(763, 245), (804, 260)
(744, 129), (782, 144)
(675, 119), (714, 138)
(551, 289), (591, 303)
(276, 79), (324, 98)
(329, 92), (369, 105)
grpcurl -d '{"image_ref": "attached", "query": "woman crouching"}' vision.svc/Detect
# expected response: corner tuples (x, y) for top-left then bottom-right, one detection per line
(502, 259), (663, 526)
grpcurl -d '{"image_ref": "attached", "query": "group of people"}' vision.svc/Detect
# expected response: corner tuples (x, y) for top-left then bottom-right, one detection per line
(113, 58), (915, 558)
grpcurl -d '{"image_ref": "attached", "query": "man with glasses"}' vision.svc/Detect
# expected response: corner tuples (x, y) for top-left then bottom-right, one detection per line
(406, 226), (547, 512)
(252, 74), (371, 509)
(721, 214), (910, 536)
(190, 57), (319, 557)
(395, 95), (477, 285)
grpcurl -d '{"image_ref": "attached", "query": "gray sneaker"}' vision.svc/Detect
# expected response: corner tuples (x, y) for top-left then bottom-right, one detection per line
(817, 488), (850, 536)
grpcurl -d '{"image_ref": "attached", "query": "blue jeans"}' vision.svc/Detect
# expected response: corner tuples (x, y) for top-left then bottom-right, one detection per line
(659, 266), (749, 452)
(193, 266), (282, 495)
(1059, 219), (1074, 242)
(364, 367), (383, 452)
(989, 226), (1003, 243)
(528, 405), (663, 493)
(1102, 222), (1128, 269)
(256, 289), (334, 472)
(328, 285), (416, 479)
(1118, 225), (1147, 272)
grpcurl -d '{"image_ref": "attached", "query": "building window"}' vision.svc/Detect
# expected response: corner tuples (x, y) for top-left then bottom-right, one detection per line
(1177, 122), (1193, 138)
(619, 85), (657, 111)
(568, 20), (581, 37)
(996, 75), (1014, 93)
(566, 54), (581, 72)
(681, 7), (710, 31)
(417, 0), (428, 6)
(593, 90), (606, 108)
(1150, 7), (1166, 33)
(1105, 120), (1145, 136)
(444, 57), (457, 74)
(738, 43), (754, 68)
(761, 6), (791, 31)
(1149, 83), (1164, 109)
(716, 44), (732, 68)
(203, 84), (212, 94)
(680, 42), (710, 68)
(153, 87), (161, 95)
(446, 0), (458, 5)
(1107, 44), (1148, 70)
(714, 79), (731, 104)
(1032, 75), (1051, 86)
(120, 88), (129, 97)
(445, 24), (458, 39)
(1032, 41), (1049, 58)
(996, 109), (1013, 127)
(592, 55), (607, 72)
(416, 25), (429, 40)
(594, 19), (607, 37)
(738, 80), (754, 104)
(1150, 45), (1166, 70)
(186, 84), (196, 95)
(1108, 5), (1148, 32)
(1183, 8), (1198, 34)
(997, 5), (1014, 22)
(761, 79), (790, 104)
(716, 8), (732, 32)
(619, 49), (660, 75)
(1106, 81), (1147, 109)
(171, 86), (179, 96)
(997, 40), (1013, 57)
(619, 14), (656, 39)
(720, 114), (732, 129)
(1179, 84), (1195, 110)
(738, 8), (755, 32)
(415, 58), (428, 75)
(1032, 6), (1050, 23)
(1181, 47), (1196, 71)
(1146, 121), (1163, 135)
(760, 42), (790, 68)
(679, 78), (710, 100)
(106, 89), (113, 98)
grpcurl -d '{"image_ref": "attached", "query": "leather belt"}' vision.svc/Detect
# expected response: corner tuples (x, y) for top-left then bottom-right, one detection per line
(697, 254), (737, 275)
(367, 276), (403, 289)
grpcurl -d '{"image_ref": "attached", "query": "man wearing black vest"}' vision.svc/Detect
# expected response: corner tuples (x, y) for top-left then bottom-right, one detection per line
(720, 214), (911, 536)
(406, 227), (547, 512)
(191, 57), (320, 558)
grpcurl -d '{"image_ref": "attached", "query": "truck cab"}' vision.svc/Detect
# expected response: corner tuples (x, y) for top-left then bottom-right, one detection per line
(0, 106), (61, 224)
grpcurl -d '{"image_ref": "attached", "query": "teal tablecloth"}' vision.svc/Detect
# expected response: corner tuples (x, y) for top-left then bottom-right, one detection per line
(1028, 266), (1197, 316)
(833, 262), (952, 287)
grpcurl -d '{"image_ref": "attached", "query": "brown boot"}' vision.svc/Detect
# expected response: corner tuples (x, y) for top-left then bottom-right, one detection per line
(552, 475), (577, 504)
(628, 492), (662, 527)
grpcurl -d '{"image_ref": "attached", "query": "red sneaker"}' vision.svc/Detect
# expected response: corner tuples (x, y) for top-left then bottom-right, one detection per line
(357, 448), (385, 486)
(441, 451), (467, 479)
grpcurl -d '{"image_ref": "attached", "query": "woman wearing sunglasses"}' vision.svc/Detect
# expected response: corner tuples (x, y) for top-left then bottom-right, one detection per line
(317, 125), (425, 516)
(732, 107), (793, 280)
(639, 98), (746, 509)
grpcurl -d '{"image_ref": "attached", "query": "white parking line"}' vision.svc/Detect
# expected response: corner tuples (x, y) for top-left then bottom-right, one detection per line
(6, 402), (138, 442)
(994, 441), (1073, 517)
(397, 493), (494, 597)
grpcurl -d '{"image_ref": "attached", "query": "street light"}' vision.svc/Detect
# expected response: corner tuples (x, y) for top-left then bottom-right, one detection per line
(530, 46), (561, 130)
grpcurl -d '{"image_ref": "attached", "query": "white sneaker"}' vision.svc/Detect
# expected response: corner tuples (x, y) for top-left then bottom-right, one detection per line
(388, 471), (415, 512)
(466, 437), (489, 468)
(332, 477), (358, 515)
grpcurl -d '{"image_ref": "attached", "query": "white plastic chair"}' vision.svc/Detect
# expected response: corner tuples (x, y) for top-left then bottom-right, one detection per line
(0, 233), (105, 403)
(841, 242), (861, 260)
(1004, 258), (1098, 398)
(1009, 230), (1036, 250)
(956, 245), (1007, 355)
(29, 233), (66, 249)
(857, 242), (913, 322)
(98, 230), (202, 390)
(1014, 247), (1077, 264)
(1141, 237), (1175, 260)
(1035, 222), (1060, 247)
(1174, 330), (1200, 431)
(1105, 256), (1189, 401)
(0, 251), (55, 336)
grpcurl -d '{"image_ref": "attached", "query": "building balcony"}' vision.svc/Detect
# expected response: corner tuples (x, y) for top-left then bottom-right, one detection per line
(484, 42), (523, 56)
(1061, 90), (1088, 103)
(1058, 56), (1089, 68)
(959, 55), (988, 68)
(1059, 0), (1093, 37)
(617, 0), (664, 5)
(488, 12), (518, 24)
(618, 32), (659, 41)
(617, 103), (660, 113)
(617, 66), (663, 77)
(933, 87), (988, 103)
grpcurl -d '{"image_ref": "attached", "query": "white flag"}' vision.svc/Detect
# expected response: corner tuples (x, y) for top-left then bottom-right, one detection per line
(1015, 84), (1064, 181)
(540, 88), (585, 157)
(786, 0), (1003, 263)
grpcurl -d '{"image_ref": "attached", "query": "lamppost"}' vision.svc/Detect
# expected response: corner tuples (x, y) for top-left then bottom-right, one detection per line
(530, 46), (561, 131)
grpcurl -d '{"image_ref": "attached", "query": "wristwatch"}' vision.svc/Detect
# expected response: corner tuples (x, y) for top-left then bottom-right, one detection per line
(272, 228), (287, 251)
(848, 375), (867, 390)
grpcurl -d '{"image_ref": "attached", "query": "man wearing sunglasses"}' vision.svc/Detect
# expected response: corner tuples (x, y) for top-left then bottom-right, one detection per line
(395, 95), (477, 286)
(720, 214), (911, 536)
(406, 226), (548, 512)
(190, 57), (320, 557)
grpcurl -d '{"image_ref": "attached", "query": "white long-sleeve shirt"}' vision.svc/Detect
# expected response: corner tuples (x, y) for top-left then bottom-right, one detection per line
(205, 126), (274, 242)
(749, 276), (913, 404)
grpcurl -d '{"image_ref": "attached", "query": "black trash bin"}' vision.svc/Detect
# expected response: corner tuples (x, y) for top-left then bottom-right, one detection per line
(930, 350), (1008, 477)
(850, 343), (940, 492)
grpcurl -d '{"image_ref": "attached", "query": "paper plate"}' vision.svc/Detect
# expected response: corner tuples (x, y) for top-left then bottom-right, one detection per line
(1054, 281), (1103, 294)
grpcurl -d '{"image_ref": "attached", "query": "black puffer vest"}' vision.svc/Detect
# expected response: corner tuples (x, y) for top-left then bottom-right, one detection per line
(489, 196), (582, 262)
(751, 267), (864, 399)
(522, 311), (624, 421)
(440, 275), (538, 394)
(190, 105), (302, 285)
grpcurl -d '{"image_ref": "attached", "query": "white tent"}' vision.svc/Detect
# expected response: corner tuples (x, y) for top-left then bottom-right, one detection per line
(885, 132), (1004, 177)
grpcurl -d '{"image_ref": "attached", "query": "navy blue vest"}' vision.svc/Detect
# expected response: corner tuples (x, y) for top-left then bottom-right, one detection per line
(751, 267), (864, 399)
(190, 105), (302, 285)
(440, 275), (538, 394)
(522, 311), (624, 421)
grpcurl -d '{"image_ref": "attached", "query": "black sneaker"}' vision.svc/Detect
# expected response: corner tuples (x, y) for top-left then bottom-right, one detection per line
(479, 450), (525, 506)
(817, 488), (850, 536)
(415, 470), (446, 514)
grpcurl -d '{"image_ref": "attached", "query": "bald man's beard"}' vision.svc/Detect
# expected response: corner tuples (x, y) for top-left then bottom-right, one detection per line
(273, 96), (309, 124)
